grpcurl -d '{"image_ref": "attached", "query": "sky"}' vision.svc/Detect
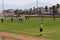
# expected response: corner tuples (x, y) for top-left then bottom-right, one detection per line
(0, 0), (60, 9)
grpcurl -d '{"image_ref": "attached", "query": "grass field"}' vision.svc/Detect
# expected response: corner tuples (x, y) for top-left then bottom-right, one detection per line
(0, 18), (60, 40)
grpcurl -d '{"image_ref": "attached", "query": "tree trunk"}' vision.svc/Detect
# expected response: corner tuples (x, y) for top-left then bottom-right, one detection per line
(53, 13), (55, 21)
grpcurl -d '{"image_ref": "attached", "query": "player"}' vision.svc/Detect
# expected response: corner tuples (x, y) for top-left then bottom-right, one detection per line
(39, 23), (43, 36)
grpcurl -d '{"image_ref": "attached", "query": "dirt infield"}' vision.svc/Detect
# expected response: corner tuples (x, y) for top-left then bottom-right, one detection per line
(0, 32), (46, 40)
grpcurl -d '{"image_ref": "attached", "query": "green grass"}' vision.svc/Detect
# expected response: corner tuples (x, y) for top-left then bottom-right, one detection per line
(0, 18), (60, 40)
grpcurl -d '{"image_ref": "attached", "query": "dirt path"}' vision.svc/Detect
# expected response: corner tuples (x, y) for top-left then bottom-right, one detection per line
(0, 32), (46, 40)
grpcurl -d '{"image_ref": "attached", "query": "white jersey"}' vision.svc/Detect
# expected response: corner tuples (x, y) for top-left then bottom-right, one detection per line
(40, 24), (43, 27)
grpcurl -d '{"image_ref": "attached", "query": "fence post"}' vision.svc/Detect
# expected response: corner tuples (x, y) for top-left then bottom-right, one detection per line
(2, 36), (5, 40)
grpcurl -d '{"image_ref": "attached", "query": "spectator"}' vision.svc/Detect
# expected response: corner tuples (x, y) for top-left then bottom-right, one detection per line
(1, 18), (3, 23)
(18, 18), (20, 22)
(11, 18), (13, 22)
(20, 18), (23, 22)
(25, 16), (29, 19)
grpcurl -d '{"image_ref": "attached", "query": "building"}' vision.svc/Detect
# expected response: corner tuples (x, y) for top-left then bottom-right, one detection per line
(4, 9), (15, 17)
(0, 10), (4, 18)
(57, 8), (60, 14)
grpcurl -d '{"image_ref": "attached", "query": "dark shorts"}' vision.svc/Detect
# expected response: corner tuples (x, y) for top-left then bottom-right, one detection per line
(40, 29), (43, 32)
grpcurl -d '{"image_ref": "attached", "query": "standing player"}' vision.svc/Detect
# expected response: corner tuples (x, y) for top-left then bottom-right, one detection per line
(39, 23), (43, 36)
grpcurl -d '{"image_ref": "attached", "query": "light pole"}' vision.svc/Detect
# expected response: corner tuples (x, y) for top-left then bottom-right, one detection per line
(2, 0), (4, 17)
(37, 0), (43, 24)
(37, 0), (38, 9)
(36, 0), (39, 15)
(2, 0), (6, 20)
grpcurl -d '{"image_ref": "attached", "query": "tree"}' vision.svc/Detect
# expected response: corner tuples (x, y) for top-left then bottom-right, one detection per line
(45, 6), (48, 12)
(14, 9), (22, 15)
(30, 8), (32, 12)
(49, 7), (52, 16)
(56, 4), (60, 14)
(19, 9), (23, 15)
(33, 7), (35, 11)
(29, 8), (32, 15)
(52, 6), (56, 21)
(23, 9), (28, 15)
(14, 9), (20, 15)
(56, 4), (60, 9)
